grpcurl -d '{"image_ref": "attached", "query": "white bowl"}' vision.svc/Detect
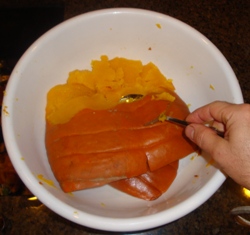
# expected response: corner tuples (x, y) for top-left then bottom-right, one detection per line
(2, 8), (243, 232)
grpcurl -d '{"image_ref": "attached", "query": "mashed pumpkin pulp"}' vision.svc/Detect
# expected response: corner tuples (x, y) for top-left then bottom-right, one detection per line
(46, 55), (175, 124)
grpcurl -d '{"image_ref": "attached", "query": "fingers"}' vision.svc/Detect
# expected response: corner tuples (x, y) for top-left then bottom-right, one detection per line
(185, 123), (226, 155)
(186, 101), (234, 124)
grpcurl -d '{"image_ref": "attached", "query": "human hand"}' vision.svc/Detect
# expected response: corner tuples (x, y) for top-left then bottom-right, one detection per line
(185, 101), (250, 189)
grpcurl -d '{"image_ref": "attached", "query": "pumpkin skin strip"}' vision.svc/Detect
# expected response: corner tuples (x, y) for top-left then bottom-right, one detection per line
(49, 150), (148, 192)
(110, 161), (179, 201)
(110, 176), (162, 201)
(145, 131), (193, 171)
(46, 125), (187, 157)
(61, 178), (116, 193)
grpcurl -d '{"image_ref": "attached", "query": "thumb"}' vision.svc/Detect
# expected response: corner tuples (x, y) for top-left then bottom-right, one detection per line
(185, 124), (225, 155)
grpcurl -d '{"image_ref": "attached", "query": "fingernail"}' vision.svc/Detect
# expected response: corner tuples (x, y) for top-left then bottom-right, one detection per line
(185, 125), (194, 140)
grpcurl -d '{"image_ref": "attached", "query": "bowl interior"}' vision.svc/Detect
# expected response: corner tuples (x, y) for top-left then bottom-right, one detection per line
(2, 8), (243, 232)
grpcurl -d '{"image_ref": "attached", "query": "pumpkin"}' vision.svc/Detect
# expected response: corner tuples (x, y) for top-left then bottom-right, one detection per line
(45, 56), (197, 200)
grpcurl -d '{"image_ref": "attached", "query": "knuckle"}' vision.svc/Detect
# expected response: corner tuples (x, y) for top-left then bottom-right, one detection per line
(239, 104), (250, 119)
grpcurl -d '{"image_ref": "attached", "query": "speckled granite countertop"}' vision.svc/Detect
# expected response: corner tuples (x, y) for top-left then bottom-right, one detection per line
(0, 0), (250, 234)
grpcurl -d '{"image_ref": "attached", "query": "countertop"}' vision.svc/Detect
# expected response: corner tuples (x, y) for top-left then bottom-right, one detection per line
(0, 0), (250, 234)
